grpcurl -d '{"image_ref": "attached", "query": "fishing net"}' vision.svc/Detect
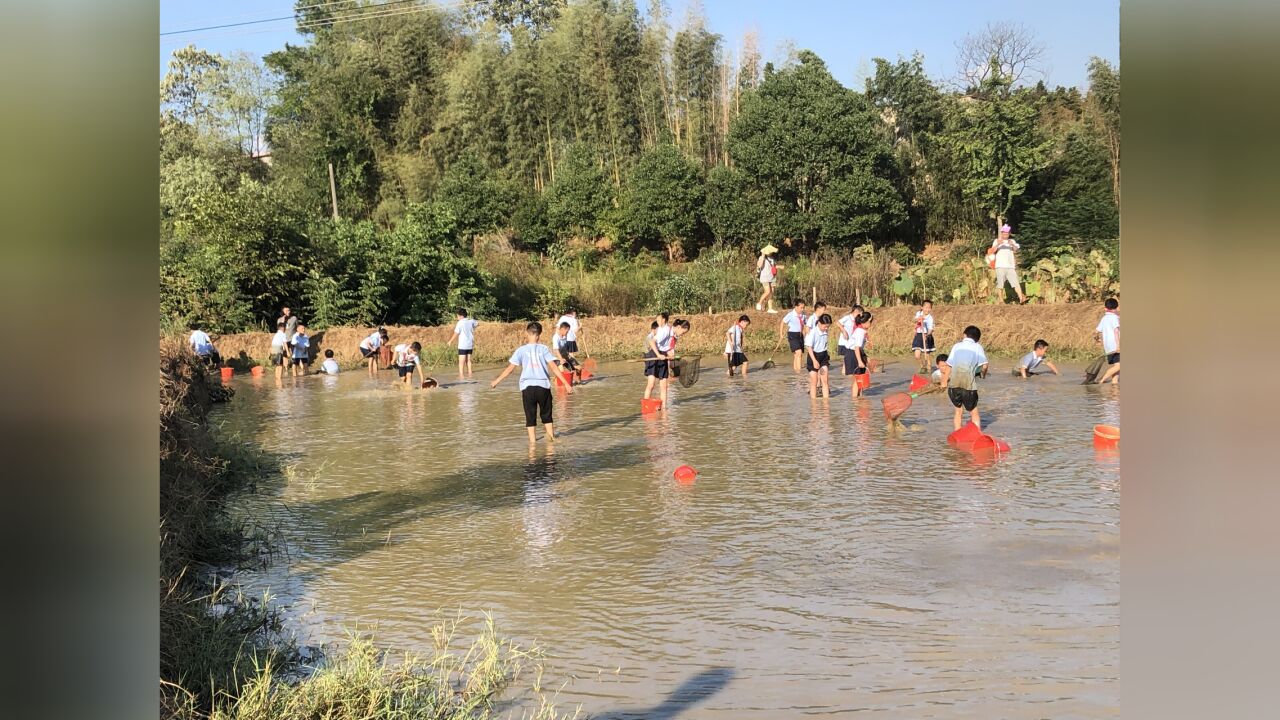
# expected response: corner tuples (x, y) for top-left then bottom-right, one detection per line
(672, 355), (702, 388)
(881, 392), (913, 421)
(1082, 353), (1107, 384)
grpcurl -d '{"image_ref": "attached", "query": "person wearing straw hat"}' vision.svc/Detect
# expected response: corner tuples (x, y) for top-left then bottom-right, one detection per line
(990, 224), (1028, 304)
(755, 244), (784, 313)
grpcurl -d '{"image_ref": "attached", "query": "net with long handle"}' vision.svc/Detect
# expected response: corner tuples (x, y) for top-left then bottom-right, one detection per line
(672, 355), (702, 388)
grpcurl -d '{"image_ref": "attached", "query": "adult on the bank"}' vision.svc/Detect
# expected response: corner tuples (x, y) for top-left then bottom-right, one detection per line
(277, 306), (300, 345)
(755, 243), (784, 314)
(989, 225), (1028, 304)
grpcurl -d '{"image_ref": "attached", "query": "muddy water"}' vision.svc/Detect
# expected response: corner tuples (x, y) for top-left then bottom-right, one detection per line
(218, 358), (1119, 718)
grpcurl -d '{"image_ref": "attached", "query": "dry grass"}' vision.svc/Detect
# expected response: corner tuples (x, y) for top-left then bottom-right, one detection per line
(195, 302), (1107, 368)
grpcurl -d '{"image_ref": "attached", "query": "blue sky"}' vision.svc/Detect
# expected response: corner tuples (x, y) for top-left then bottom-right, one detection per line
(161, 0), (1117, 88)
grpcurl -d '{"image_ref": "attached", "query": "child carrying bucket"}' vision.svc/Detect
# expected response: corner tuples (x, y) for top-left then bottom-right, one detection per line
(848, 312), (873, 398)
(552, 321), (581, 384)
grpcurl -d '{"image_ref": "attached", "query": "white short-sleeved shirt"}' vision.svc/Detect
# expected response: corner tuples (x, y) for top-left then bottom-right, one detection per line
(804, 327), (829, 353)
(1096, 312), (1120, 353)
(556, 315), (580, 342)
(835, 314), (856, 348)
(725, 324), (744, 354)
(189, 330), (214, 356)
(360, 332), (383, 351)
(1019, 351), (1044, 371)
(806, 312), (826, 330)
(453, 318), (479, 350)
(291, 333), (310, 359)
(401, 349), (420, 368)
(946, 338), (988, 390)
(914, 311), (934, 335)
(270, 330), (288, 351)
(782, 310), (804, 333)
(758, 256), (776, 283)
(849, 327), (867, 351)
(993, 239), (1020, 269)
(509, 343), (556, 390)
(553, 333), (570, 353)
(321, 358), (340, 375)
(932, 368), (943, 382)
(652, 325), (675, 354)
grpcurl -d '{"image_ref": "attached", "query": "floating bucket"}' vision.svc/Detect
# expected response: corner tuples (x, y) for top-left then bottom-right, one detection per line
(250, 366), (264, 377)
(947, 422), (982, 446)
(856, 372), (871, 390)
(908, 374), (929, 392)
(673, 465), (697, 483)
(219, 367), (234, 380)
(1093, 424), (1120, 448)
(970, 434), (1011, 454)
(640, 398), (663, 413)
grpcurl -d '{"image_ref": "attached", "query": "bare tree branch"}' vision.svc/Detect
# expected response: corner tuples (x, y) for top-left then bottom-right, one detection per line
(955, 21), (1046, 89)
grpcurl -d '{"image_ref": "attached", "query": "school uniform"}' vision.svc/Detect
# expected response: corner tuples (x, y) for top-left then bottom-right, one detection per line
(782, 309), (806, 352)
(269, 330), (288, 366)
(1096, 311), (1120, 364)
(724, 324), (747, 368)
(644, 325), (675, 379)
(946, 337), (988, 411)
(835, 313), (856, 360)
(321, 358), (340, 375)
(846, 326), (868, 375)
(804, 326), (830, 372)
(911, 311), (935, 352)
(189, 330), (219, 365)
(290, 333), (312, 366)
(555, 314), (580, 353)
(508, 343), (557, 427)
(1013, 351), (1046, 376)
(359, 331), (383, 359)
(552, 333), (578, 372)
(454, 318), (479, 355)
(396, 347), (420, 378)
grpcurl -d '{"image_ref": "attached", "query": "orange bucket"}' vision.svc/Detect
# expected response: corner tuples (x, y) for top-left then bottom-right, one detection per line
(856, 373), (871, 390)
(641, 398), (663, 413)
(971, 434), (1011, 454)
(219, 367), (234, 380)
(1093, 424), (1120, 448)
(250, 366), (264, 377)
(908, 374), (928, 392)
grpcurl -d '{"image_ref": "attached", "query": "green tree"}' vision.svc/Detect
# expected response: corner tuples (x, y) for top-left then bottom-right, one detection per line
(545, 143), (612, 238)
(434, 153), (514, 244)
(940, 61), (1052, 227)
(621, 144), (704, 259)
(728, 50), (904, 246)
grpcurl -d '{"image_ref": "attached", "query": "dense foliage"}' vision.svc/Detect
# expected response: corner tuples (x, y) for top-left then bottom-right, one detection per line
(161, 0), (1119, 332)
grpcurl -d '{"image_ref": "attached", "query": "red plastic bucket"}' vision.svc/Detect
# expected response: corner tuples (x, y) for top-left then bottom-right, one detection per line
(641, 398), (663, 413)
(908, 374), (928, 392)
(219, 367), (234, 380)
(970, 434), (1011, 454)
(250, 366), (264, 377)
(947, 422), (982, 446)
(856, 373), (871, 390)
(1093, 424), (1120, 448)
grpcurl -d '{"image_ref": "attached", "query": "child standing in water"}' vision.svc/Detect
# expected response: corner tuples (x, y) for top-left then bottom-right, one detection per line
(448, 308), (479, 379)
(395, 342), (425, 388)
(804, 313), (832, 399)
(555, 308), (584, 365)
(946, 326), (990, 431)
(359, 327), (389, 376)
(724, 315), (751, 377)
(491, 322), (572, 444)
(1094, 298), (1120, 384)
(269, 321), (289, 380)
(848, 312), (872, 397)
(911, 300), (935, 373)
(552, 321), (581, 383)
(290, 324), (312, 377)
(806, 300), (828, 332)
(644, 316), (689, 408)
(781, 299), (808, 372)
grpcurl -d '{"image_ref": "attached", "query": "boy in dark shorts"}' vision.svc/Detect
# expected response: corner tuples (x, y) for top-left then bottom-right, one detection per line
(552, 321), (581, 383)
(490, 322), (572, 444)
(780, 299), (808, 372)
(396, 341), (424, 388)
(945, 325), (989, 430)
(1094, 297), (1120, 384)
(804, 313), (832, 399)
(289, 324), (312, 377)
(725, 314), (751, 377)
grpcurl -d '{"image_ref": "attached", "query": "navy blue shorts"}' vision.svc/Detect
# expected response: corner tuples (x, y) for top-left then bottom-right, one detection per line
(948, 387), (978, 411)
(911, 333), (935, 352)
(1107, 352), (1120, 364)
(806, 350), (830, 373)
(563, 340), (579, 353)
(787, 331), (804, 352)
(458, 348), (473, 356)
(644, 351), (670, 379)
(360, 346), (377, 359)
(727, 352), (747, 368)
(397, 364), (415, 377)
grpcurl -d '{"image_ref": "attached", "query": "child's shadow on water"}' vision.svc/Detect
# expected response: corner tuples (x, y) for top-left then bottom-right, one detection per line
(594, 667), (736, 720)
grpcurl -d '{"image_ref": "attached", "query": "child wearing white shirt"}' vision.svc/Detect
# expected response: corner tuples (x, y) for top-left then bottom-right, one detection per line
(448, 308), (480, 379)
(911, 300), (935, 373)
(1093, 298), (1120, 384)
(269, 321), (289, 380)
(804, 313), (832, 399)
(724, 315), (751, 377)
(848, 312), (872, 397)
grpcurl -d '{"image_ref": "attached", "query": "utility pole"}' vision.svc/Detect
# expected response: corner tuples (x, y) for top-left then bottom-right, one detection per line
(328, 162), (339, 221)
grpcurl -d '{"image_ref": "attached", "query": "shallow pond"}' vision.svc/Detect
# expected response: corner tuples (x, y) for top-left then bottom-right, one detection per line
(218, 356), (1119, 718)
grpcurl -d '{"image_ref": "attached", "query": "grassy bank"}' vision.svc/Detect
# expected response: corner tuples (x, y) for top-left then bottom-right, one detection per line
(160, 341), (575, 719)
(203, 302), (1106, 370)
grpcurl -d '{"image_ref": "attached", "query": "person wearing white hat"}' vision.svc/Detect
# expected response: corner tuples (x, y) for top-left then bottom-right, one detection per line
(755, 243), (784, 313)
(990, 224), (1027, 304)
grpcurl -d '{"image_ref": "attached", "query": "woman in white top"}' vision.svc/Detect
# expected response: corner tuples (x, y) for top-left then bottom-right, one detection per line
(755, 244), (783, 313)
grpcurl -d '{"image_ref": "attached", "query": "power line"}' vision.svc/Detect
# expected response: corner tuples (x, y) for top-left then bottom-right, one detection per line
(160, 0), (420, 37)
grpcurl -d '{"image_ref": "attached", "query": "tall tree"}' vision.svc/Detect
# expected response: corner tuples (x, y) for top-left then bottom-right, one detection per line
(1084, 57), (1120, 207)
(621, 144), (704, 260)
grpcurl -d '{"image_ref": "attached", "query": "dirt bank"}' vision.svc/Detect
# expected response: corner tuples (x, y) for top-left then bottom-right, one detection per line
(194, 302), (1106, 369)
